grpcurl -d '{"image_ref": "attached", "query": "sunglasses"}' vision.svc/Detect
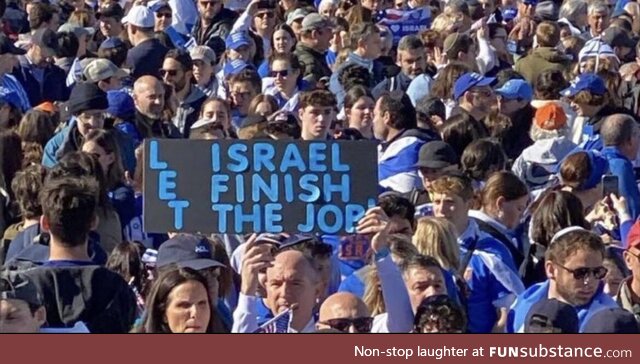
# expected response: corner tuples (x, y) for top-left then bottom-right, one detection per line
(269, 69), (289, 77)
(556, 264), (608, 281)
(318, 317), (374, 333)
(157, 12), (172, 18)
(256, 11), (275, 18)
(160, 69), (178, 77)
(199, 1), (217, 7)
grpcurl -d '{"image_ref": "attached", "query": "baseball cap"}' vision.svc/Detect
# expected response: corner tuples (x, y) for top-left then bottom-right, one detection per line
(279, 234), (321, 250)
(495, 79), (533, 101)
(583, 308), (640, 333)
(534, 103), (567, 130)
(579, 38), (618, 63)
(156, 234), (225, 270)
(626, 220), (640, 249)
(190, 45), (216, 65)
(0, 270), (43, 307)
(148, 0), (171, 12)
(83, 58), (128, 83)
(99, 37), (125, 50)
(520, 0), (538, 5)
(602, 27), (636, 49)
(31, 28), (59, 55)
(96, 3), (125, 20)
(287, 8), (310, 26)
(225, 32), (251, 50)
(415, 141), (458, 169)
(301, 13), (334, 32)
(121, 5), (155, 28)
(107, 89), (135, 119)
(223, 59), (254, 78)
(453, 72), (496, 100)
(524, 298), (579, 333)
(58, 22), (95, 39)
(561, 74), (607, 97)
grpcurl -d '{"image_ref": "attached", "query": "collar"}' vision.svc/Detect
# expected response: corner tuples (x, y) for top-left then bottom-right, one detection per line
(297, 42), (325, 57)
(469, 210), (510, 237)
(457, 219), (479, 247)
(602, 146), (629, 160)
(379, 128), (408, 152)
(348, 52), (374, 71)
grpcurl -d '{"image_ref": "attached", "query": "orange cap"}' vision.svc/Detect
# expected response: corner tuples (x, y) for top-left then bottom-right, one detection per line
(34, 101), (57, 113)
(534, 103), (567, 130)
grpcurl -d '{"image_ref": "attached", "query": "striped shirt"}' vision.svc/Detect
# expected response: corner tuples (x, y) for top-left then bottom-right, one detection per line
(378, 130), (425, 193)
(1, 74), (30, 112)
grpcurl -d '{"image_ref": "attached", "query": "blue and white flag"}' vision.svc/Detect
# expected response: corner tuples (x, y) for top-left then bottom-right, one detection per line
(254, 306), (294, 333)
(377, 7), (431, 45)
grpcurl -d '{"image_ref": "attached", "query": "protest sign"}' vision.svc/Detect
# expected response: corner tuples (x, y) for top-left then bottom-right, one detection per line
(377, 7), (432, 44)
(143, 139), (378, 235)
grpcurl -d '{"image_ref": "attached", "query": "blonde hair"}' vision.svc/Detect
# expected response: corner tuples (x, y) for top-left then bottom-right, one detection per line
(412, 217), (460, 271)
(431, 13), (463, 34)
(362, 266), (385, 316)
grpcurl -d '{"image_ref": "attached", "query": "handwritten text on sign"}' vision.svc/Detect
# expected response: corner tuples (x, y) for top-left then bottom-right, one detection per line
(143, 139), (378, 234)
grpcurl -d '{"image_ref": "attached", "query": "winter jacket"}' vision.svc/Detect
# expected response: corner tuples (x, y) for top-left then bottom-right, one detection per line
(515, 47), (572, 85)
(172, 85), (207, 138)
(191, 9), (238, 60)
(512, 136), (577, 191)
(12, 55), (69, 105)
(293, 43), (332, 85)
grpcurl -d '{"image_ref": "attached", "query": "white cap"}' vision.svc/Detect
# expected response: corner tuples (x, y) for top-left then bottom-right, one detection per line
(121, 5), (155, 28)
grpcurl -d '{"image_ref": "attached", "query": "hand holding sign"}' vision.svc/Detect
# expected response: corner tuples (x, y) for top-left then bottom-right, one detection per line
(240, 234), (275, 296)
(356, 207), (392, 254)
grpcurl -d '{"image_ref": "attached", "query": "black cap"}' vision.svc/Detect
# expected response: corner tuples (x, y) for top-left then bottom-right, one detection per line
(68, 82), (108, 115)
(0, 270), (42, 307)
(96, 3), (125, 20)
(602, 27), (636, 49)
(156, 234), (225, 270)
(524, 298), (579, 333)
(415, 141), (458, 169)
(0, 34), (26, 55)
(31, 28), (59, 54)
(583, 308), (640, 333)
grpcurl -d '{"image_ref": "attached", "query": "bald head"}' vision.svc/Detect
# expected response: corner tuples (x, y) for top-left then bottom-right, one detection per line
(319, 292), (369, 322)
(601, 114), (637, 147)
(133, 75), (165, 119)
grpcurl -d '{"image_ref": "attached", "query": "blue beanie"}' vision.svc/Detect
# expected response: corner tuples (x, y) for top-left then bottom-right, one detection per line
(107, 89), (135, 120)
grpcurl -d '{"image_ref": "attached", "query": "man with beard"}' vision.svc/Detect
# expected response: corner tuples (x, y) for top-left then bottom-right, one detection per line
(508, 228), (618, 332)
(372, 35), (426, 99)
(126, 75), (180, 140)
(161, 49), (207, 137)
(192, 0), (238, 61)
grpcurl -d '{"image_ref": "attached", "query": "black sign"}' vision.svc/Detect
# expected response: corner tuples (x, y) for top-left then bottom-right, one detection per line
(143, 139), (379, 234)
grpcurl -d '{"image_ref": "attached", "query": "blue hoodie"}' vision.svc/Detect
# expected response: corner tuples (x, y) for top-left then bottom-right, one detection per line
(507, 280), (619, 333)
(601, 146), (640, 220)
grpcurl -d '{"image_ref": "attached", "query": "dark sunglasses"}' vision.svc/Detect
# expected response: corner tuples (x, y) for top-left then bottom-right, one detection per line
(269, 69), (289, 77)
(318, 317), (374, 333)
(199, 1), (217, 7)
(556, 264), (608, 281)
(157, 12), (172, 18)
(256, 11), (275, 18)
(160, 69), (178, 77)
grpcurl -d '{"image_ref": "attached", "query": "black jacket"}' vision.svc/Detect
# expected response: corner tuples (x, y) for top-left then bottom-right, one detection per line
(20, 264), (136, 333)
(191, 8), (238, 60)
(133, 111), (181, 139)
(12, 56), (69, 105)
(294, 43), (331, 84)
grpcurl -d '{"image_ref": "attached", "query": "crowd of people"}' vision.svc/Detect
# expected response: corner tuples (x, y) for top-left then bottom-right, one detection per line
(1, 0), (640, 334)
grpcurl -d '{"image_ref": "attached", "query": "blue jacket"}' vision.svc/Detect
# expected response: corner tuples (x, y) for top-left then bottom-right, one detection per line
(42, 119), (136, 173)
(12, 55), (69, 105)
(602, 146), (640, 220)
(507, 280), (619, 332)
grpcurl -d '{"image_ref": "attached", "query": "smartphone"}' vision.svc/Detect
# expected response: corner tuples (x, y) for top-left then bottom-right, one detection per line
(602, 175), (619, 197)
(507, 39), (519, 55)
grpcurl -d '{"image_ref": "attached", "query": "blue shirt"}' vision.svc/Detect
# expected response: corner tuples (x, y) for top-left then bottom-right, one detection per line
(602, 146), (640, 220)
(1, 74), (30, 112)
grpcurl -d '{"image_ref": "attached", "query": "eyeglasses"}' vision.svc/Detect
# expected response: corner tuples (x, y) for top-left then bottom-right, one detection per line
(160, 69), (178, 77)
(555, 263), (608, 281)
(269, 69), (289, 77)
(318, 317), (374, 333)
(256, 11), (275, 18)
(157, 12), (172, 18)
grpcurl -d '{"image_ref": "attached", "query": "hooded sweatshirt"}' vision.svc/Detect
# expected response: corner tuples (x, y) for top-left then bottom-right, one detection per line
(530, 99), (581, 144)
(507, 280), (619, 333)
(512, 136), (577, 191)
(515, 47), (572, 85)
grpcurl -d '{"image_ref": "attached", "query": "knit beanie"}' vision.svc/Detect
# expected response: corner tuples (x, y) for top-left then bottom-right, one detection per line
(68, 82), (109, 116)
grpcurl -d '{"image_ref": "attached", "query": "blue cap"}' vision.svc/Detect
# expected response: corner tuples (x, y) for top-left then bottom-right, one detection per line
(496, 79), (533, 101)
(279, 234), (318, 250)
(502, 7), (518, 21)
(453, 72), (496, 100)
(225, 32), (251, 50)
(0, 87), (22, 111)
(223, 59), (254, 78)
(99, 37), (125, 49)
(561, 74), (607, 97)
(156, 234), (225, 270)
(107, 89), (135, 119)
